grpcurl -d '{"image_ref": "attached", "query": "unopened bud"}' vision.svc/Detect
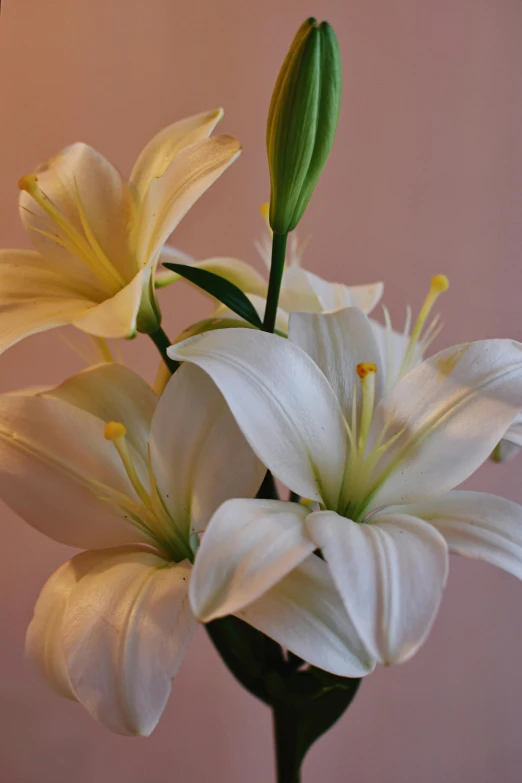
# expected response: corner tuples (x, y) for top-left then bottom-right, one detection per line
(266, 18), (342, 234)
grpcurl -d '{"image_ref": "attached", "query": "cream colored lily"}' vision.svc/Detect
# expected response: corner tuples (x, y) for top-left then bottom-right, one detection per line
(0, 110), (240, 353)
(170, 305), (522, 667)
(0, 362), (371, 734)
(158, 204), (383, 336)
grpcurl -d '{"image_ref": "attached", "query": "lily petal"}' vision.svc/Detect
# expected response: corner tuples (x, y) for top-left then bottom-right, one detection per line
(239, 554), (375, 677)
(20, 142), (136, 284)
(281, 267), (383, 315)
(0, 250), (101, 354)
(289, 307), (384, 421)
(306, 510), (449, 664)
(72, 267), (148, 338)
(43, 362), (157, 462)
(0, 394), (153, 548)
(26, 555), (92, 702)
(390, 491), (522, 580)
(369, 340), (522, 507)
(369, 317), (421, 391)
(149, 363), (264, 537)
(136, 135), (241, 267)
(503, 411), (522, 447)
(129, 109), (224, 204)
(189, 498), (313, 621)
(29, 547), (196, 736)
(168, 329), (349, 507)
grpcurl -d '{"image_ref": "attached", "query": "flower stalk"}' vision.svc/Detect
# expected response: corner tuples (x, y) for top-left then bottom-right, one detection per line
(263, 233), (288, 333)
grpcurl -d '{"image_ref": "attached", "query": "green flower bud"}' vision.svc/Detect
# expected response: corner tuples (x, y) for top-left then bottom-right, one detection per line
(267, 18), (342, 235)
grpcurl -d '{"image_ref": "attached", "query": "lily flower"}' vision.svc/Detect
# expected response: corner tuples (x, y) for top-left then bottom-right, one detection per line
(170, 281), (522, 667)
(0, 109), (240, 354)
(158, 203), (383, 336)
(0, 362), (370, 734)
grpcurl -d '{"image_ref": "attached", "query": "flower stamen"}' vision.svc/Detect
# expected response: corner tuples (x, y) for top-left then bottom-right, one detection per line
(18, 174), (125, 293)
(104, 421), (152, 508)
(356, 362), (377, 459)
(398, 274), (449, 379)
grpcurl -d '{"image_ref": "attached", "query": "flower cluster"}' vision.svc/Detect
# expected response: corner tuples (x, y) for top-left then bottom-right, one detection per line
(1, 21), (521, 748)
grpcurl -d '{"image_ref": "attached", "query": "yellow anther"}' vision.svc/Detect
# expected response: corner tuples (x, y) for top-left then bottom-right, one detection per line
(259, 202), (272, 233)
(259, 202), (270, 221)
(356, 362), (377, 380)
(430, 274), (449, 293)
(18, 174), (40, 194)
(104, 421), (127, 441)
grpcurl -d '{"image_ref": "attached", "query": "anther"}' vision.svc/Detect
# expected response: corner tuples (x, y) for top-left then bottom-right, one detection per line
(104, 421), (127, 441)
(356, 362), (377, 380)
(430, 274), (449, 293)
(18, 174), (40, 194)
(259, 202), (270, 222)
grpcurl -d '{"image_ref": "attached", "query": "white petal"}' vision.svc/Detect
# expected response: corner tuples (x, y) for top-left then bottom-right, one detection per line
(289, 307), (384, 421)
(278, 267), (324, 312)
(45, 548), (196, 735)
(72, 267), (147, 338)
(136, 135), (241, 266)
(0, 394), (152, 549)
(239, 554), (374, 677)
(281, 268), (383, 315)
(391, 491), (522, 580)
(0, 250), (100, 354)
(503, 411), (522, 447)
(189, 498), (313, 621)
(149, 363), (264, 537)
(44, 362), (157, 462)
(168, 329), (349, 507)
(26, 556), (92, 702)
(306, 510), (449, 664)
(20, 142), (136, 284)
(129, 109), (224, 204)
(369, 317), (422, 391)
(369, 340), (522, 507)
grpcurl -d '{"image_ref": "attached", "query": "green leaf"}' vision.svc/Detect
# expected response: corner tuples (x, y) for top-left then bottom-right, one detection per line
(272, 677), (361, 782)
(206, 616), (285, 706)
(162, 263), (263, 328)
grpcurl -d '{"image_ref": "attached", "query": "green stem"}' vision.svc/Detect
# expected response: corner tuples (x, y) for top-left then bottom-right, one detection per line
(263, 232), (288, 333)
(273, 703), (301, 783)
(149, 326), (179, 374)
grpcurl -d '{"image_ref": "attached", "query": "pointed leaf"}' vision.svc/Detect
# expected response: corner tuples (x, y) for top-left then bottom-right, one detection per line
(162, 262), (263, 328)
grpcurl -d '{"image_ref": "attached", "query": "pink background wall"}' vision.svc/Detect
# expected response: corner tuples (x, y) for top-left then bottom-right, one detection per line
(1, 1), (521, 781)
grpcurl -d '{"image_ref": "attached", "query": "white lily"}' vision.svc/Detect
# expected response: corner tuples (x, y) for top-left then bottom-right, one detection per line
(0, 109), (240, 353)
(0, 362), (370, 733)
(158, 203), (383, 336)
(170, 294), (522, 667)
